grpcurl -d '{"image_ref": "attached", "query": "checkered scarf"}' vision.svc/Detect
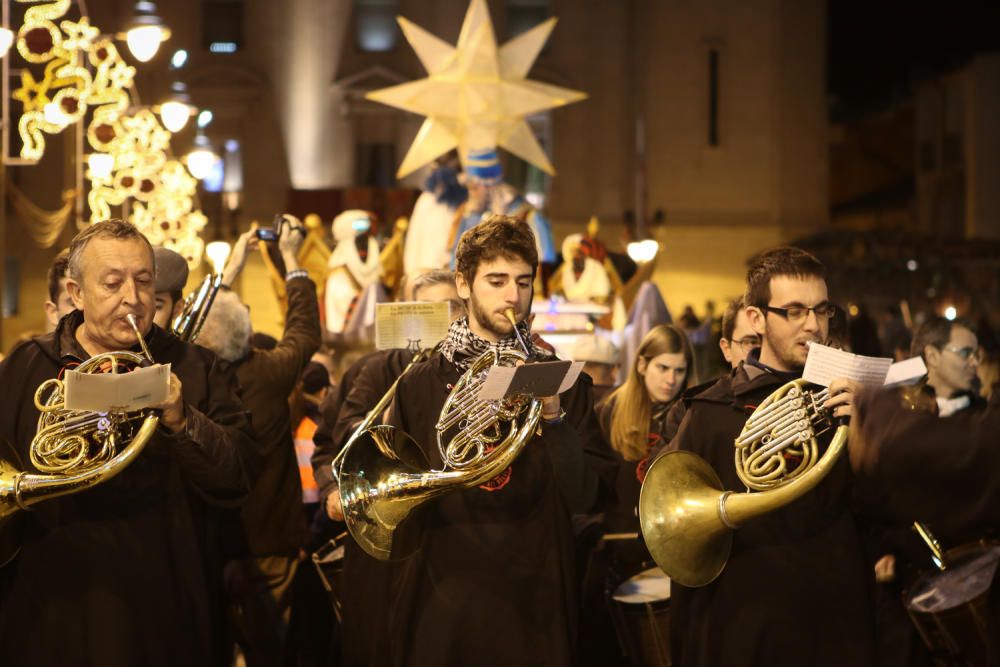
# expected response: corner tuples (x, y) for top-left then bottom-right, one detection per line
(439, 316), (536, 371)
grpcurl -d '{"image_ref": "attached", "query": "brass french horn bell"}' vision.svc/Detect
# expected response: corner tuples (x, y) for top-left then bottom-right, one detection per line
(639, 379), (847, 587)
(1, 315), (161, 564)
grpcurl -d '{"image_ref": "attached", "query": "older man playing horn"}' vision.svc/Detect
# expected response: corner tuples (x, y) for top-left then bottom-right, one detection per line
(0, 219), (257, 667)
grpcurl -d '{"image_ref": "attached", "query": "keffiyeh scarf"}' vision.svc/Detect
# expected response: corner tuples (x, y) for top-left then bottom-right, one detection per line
(439, 316), (536, 371)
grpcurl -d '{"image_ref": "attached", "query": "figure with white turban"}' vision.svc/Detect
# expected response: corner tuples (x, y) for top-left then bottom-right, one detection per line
(324, 210), (383, 335)
(555, 233), (613, 304)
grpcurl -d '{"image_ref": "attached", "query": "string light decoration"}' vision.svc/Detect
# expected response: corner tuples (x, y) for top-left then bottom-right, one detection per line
(10, 1), (208, 266)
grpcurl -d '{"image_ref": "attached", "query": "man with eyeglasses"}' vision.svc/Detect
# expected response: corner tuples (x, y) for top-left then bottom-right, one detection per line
(849, 340), (1000, 666)
(864, 316), (987, 666)
(719, 296), (761, 369)
(665, 246), (874, 667)
(911, 316), (983, 416)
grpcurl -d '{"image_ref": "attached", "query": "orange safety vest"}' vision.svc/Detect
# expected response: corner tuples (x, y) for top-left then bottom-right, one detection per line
(294, 416), (320, 504)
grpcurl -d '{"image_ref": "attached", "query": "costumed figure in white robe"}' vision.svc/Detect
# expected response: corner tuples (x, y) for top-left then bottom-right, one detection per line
(558, 233), (612, 304)
(448, 147), (556, 264)
(404, 158), (468, 277)
(324, 209), (382, 335)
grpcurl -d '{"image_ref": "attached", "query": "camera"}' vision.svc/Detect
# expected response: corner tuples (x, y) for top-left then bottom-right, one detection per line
(255, 214), (284, 242)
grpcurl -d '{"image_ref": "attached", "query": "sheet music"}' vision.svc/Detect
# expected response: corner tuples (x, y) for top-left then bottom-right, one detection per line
(558, 361), (585, 394)
(476, 361), (576, 401)
(375, 302), (450, 350)
(64, 363), (171, 412)
(476, 365), (518, 401)
(883, 356), (928, 387)
(801, 343), (893, 388)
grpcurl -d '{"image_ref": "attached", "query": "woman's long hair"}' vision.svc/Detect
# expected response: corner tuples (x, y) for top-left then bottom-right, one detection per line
(608, 324), (693, 461)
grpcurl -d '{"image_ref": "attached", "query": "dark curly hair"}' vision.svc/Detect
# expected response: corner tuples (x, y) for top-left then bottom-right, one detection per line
(455, 213), (538, 284)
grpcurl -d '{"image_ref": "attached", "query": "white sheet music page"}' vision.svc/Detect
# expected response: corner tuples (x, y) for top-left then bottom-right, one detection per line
(883, 356), (928, 387)
(375, 302), (450, 350)
(64, 363), (171, 412)
(801, 343), (893, 388)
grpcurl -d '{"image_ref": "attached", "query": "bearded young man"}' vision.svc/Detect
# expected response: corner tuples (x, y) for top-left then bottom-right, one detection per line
(311, 269), (465, 667)
(667, 246), (875, 667)
(371, 214), (612, 666)
(0, 219), (257, 667)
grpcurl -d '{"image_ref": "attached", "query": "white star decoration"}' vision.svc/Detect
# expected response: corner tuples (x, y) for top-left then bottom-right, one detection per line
(366, 0), (586, 178)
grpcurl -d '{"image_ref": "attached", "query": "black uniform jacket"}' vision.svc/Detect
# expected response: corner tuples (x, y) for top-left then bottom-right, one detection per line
(383, 352), (615, 667)
(595, 392), (680, 572)
(669, 363), (875, 667)
(232, 276), (320, 557)
(312, 347), (413, 667)
(855, 387), (1000, 539)
(0, 311), (258, 667)
(854, 388), (1000, 666)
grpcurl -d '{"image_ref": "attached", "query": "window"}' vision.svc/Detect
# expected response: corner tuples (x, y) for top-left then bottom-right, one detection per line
(202, 0), (243, 53)
(708, 49), (719, 146)
(355, 142), (396, 187)
(508, 0), (549, 39)
(356, 0), (398, 52)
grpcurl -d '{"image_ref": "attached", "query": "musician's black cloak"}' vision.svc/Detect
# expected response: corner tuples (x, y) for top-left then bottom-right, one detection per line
(668, 362), (876, 667)
(0, 311), (258, 667)
(376, 352), (615, 667)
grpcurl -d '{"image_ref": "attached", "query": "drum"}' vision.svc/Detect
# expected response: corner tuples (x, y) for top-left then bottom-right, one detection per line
(904, 542), (1000, 666)
(311, 532), (347, 622)
(609, 566), (672, 667)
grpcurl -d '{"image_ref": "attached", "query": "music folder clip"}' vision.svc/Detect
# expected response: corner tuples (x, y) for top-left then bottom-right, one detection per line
(476, 360), (585, 401)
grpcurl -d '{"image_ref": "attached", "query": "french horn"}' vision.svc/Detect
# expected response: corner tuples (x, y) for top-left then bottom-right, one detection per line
(1, 316), (160, 563)
(639, 379), (847, 587)
(335, 309), (543, 561)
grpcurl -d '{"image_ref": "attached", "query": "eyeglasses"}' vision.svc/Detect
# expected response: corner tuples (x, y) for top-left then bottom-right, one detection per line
(943, 345), (983, 362)
(762, 303), (837, 323)
(733, 336), (761, 351)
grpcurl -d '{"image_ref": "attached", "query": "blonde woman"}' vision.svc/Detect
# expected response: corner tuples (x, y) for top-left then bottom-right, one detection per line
(597, 323), (693, 463)
(594, 324), (693, 573)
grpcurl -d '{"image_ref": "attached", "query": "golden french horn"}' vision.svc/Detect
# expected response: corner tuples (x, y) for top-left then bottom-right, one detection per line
(1, 316), (160, 564)
(639, 379), (847, 587)
(335, 309), (542, 561)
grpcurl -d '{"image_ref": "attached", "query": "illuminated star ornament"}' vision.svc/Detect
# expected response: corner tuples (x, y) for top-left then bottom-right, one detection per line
(366, 0), (586, 178)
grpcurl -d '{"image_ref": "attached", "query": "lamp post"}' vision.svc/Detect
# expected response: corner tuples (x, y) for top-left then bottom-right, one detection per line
(185, 110), (218, 180)
(124, 1), (171, 63)
(158, 82), (193, 133)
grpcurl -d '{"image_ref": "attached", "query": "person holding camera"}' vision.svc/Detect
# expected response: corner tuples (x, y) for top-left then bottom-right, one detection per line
(196, 215), (322, 667)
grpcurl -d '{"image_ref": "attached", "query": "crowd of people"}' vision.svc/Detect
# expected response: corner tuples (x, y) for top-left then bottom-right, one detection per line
(0, 214), (997, 667)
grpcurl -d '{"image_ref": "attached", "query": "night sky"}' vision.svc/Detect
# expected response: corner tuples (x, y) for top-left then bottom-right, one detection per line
(827, 0), (1000, 118)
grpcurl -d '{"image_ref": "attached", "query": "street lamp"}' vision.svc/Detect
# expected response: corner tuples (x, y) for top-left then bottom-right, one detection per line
(627, 239), (659, 263)
(185, 110), (218, 180)
(158, 82), (193, 133)
(124, 1), (171, 63)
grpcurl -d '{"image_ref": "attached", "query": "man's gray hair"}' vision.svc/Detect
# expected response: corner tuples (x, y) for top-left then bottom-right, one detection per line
(67, 219), (155, 282)
(411, 269), (456, 298)
(197, 289), (252, 363)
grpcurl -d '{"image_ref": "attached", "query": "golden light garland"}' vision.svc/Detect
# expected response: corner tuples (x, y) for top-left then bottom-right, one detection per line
(11, 0), (208, 266)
